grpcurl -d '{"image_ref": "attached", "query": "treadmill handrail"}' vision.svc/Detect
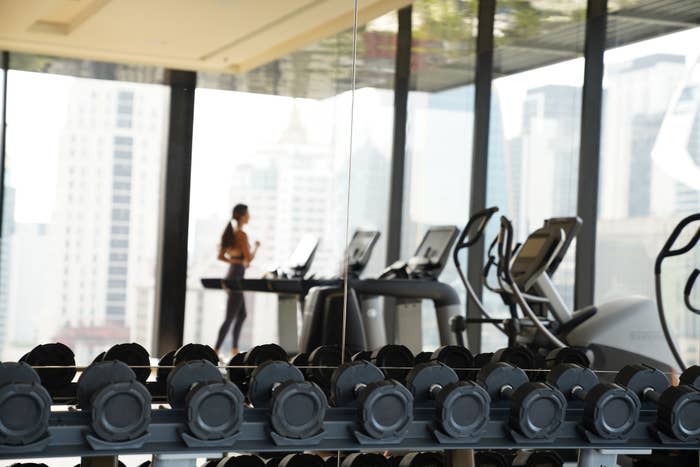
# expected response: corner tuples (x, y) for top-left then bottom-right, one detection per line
(347, 278), (460, 308)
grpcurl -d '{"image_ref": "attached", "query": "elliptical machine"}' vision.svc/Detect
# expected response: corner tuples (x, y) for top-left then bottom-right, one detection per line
(454, 208), (699, 372)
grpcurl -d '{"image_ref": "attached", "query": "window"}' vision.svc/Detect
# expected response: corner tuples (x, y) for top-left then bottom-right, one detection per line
(401, 0), (478, 351)
(481, 1), (586, 351)
(0, 63), (168, 363)
(595, 25), (700, 365)
(185, 26), (357, 350)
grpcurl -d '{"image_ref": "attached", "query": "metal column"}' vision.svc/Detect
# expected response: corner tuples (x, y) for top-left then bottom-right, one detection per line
(154, 70), (197, 355)
(574, 0), (607, 309)
(466, 0), (496, 353)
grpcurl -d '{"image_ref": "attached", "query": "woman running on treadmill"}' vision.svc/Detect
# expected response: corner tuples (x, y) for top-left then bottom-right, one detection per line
(214, 203), (260, 357)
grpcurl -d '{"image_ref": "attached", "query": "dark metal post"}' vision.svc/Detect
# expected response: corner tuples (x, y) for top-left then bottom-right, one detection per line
(574, 0), (607, 309)
(154, 70), (196, 355)
(384, 6), (412, 343)
(0, 52), (9, 242)
(385, 5), (412, 265)
(466, 0), (496, 352)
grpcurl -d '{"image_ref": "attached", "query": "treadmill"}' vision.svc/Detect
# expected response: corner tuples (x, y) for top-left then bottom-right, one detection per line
(201, 229), (380, 352)
(298, 226), (462, 354)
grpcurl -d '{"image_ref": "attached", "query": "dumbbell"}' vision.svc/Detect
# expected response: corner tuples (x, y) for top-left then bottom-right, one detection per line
(273, 454), (324, 467)
(430, 345), (474, 379)
(406, 362), (490, 439)
(248, 359), (327, 439)
(330, 360), (413, 440)
(228, 344), (288, 391)
(545, 347), (590, 368)
(156, 350), (176, 392)
(306, 345), (350, 394)
(370, 345), (414, 383)
(217, 455), (265, 467)
(342, 453), (389, 467)
(98, 343), (151, 383)
(477, 361), (566, 439)
(474, 353), (494, 369)
(19, 342), (76, 394)
(0, 362), (51, 446)
(473, 451), (509, 467)
(174, 343), (219, 366)
(77, 360), (151, 442)
(511, 451), (563, 467)
(492, 347), (536, 369)
(615, 364), (700, 441)
(398, 452), (444, 467)
(11, 464), (49, 467)
(414, 352), (432, 365)
(547, 363), (639, 439)
(166, 360), (244, 440)
(290, 352), (309, 367)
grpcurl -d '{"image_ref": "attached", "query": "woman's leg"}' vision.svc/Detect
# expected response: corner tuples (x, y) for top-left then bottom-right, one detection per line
(231, 297), (247, 351)
(214, 293), (237, 351)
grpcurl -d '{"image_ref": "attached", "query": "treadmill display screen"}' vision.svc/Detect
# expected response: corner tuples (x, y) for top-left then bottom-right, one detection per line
(414, 227), (458, 265)
(346, 230), (380, 268)
(287, 234), (319, 269)
(517, 237), (548, 258)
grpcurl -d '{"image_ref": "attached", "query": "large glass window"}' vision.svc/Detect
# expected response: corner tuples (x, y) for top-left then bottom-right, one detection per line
(401, 0), (477, 350)
(0, 63), (169, 363)
(595, 25), (700, 365)
(185, 28), (360, 351)
(482, 1), (586, 351)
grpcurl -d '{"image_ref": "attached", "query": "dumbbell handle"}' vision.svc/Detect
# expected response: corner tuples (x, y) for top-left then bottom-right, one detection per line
(643, 387), (661, 403)
(571, 385), (588, 401)
(500, 384), (515, 399)
(354, 383), (367, 396)
(429, 384), (443, 400)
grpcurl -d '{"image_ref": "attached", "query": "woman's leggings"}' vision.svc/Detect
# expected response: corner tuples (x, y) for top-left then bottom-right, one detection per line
(215, 264), (247, 350)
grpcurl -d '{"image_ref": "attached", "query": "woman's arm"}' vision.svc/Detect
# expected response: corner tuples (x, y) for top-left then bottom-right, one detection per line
(237, 231), (253, 266)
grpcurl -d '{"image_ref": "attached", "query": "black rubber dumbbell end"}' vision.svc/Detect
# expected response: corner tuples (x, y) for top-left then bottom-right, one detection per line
(583, 383), (640, 440)
(656, 385), (700, 441)
(186, 381), (245, 440)
(510, 382), (566, 439)
(436, 381), (490, 438)
(358, 379), (413, 440)
(271, 380), (327, 439)
(0, 362), (51, 446)
(680, 365), (700, 388)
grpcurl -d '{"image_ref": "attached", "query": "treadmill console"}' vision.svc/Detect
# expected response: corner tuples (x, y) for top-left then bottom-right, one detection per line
(282, 234), (319, 278)
(408, 225), (459, 278)
(346, 230), (380, 276)
(510, 224), (565, 290)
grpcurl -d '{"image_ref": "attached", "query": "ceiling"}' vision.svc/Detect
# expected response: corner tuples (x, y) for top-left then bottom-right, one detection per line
(0, 0), (411, 74)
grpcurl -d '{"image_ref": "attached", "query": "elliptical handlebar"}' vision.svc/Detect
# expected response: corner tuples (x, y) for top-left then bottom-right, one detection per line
(454, 206), (499, 253)
(654, 212), (700, 372)
(497, 216), (566, 349)
(685, 269), (700, 315)
(654, 213), (700, 274)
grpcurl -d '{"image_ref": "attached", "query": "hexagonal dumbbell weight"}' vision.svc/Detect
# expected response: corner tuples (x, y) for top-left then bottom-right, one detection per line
(248, 360), (327, 439)
(77, 360), (151, 442)
(547, 363), (639, 440)
(306, 345), (350, 394)
(430, 345), (474, 379)
(399, 452), (444, 467)
(406, 361), (490, 439)
(341, 453), (389, 467)
(477, 361), (566, 439)
(174, 343), (219, 366)
(228, 344), (288, 391)
(19, 342), (76, 395)
(217, 455), (264, 467)
(511, 451), (563, 467)
(276, 454), (324, 467)
(167, 359), (244, 441)
(0, 362), (52, 446)
(371, 344), (414, 383)
(331, 360), (413, 440)
(616, 364), (700, 441)
(100, 343), (151, 384)
(492, 346), (536, 369)
(545, 346), (591, 368)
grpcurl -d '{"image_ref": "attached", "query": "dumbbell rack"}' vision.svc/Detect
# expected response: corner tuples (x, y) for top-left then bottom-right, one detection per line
(1, 404), (697, 459)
